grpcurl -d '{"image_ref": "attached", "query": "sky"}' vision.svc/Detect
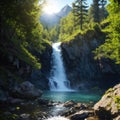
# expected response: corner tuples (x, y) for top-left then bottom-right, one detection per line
(43, 0), (93, 13)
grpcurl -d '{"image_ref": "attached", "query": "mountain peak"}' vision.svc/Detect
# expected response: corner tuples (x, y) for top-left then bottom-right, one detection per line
(58, 5), (72, 17)
(40, 5), (72, 27)
(61, 4), (72, 13)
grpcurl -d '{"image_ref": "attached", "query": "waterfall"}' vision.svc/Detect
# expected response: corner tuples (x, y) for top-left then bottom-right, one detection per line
(49, 42), (70, 91)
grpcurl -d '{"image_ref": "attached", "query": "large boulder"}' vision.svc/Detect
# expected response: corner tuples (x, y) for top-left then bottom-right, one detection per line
(12, 81), (42, 100)
(94, 84), (120, 120)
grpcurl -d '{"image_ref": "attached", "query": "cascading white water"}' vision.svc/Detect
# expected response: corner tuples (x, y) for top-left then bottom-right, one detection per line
(49, 42), (70, 91)
(46, 116), (69, 120)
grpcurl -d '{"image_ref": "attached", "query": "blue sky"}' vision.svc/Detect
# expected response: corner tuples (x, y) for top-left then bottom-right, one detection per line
(46, 0), (93, 12)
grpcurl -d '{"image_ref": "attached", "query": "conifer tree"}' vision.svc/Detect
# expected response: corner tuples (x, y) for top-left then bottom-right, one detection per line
(94, 0), (120, 64)
(72, 0), (88, 30)
(99, 0), (108, 21)
(92, 0), (100, 22)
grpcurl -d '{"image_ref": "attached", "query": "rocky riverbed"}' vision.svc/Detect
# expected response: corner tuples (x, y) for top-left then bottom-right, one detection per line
(0, 97), (98, 120)
(0, 81), (120, 120)
(0, 80), (97, 120)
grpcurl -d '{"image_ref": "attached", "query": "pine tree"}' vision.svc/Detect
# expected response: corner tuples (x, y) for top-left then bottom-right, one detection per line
(94, 0), (120, 64)
(92, 0), (100, 22)
(99, 0), (108, 20)
(72, 0), (88, 30)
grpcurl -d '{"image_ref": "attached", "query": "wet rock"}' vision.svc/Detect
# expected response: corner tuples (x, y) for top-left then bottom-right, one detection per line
(113, 115), (120, 120)
(12, 81), (42, 100)
(62, 101), (89, 118)
(20, 113), (30, 120)
(94, 84), (120, 120)
(63, 101), (88, 111)
(31, 111), (48, 120)
(85, 116), (100, 120)
(69, 110), (93, 120)
(64, 100), (76, 107)
(74, 103), (88, 110)
(61, 107), (76, 117)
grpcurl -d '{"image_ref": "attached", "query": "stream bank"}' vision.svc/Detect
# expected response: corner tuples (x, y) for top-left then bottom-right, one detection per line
(0, 83), (120, 120)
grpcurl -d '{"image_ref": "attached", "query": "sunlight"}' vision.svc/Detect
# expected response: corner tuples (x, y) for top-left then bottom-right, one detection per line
(42, 1), (58, 15)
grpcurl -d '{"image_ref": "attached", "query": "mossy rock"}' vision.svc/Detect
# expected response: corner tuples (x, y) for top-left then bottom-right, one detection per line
(114, 96), (120, 110)
(94, 84), (120, 119)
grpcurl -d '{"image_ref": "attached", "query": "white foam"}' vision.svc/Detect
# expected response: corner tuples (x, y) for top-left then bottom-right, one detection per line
(46, 116), (69, 120)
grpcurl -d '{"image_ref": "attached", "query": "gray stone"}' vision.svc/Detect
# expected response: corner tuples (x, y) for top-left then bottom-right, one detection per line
(20, 113), (30, 120)
(64, 100), (76, 107)
(12, 81), (42, 100)
(94, 84), (120, 119)
(69, 110), (92, 120)
(113, 115), (120, 120)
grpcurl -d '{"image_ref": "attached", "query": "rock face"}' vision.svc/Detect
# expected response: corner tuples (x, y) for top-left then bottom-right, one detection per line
(94, 84), (120, 120)
(29, 43), (52, 90)
(61, 30), (120, 90)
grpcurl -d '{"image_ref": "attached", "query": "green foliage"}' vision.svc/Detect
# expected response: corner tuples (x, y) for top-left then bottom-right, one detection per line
(59, 15), (102, 42)
(42, 28), (51, 41)
(63, 30), (82, 42)
(58, 4), (103, 42)
(59, 12), (75, 41)
(0, 0), (46, 69)
(94, 0), (120, 64)
(43, 39), (52, 46)
(49, 25), (60, 42)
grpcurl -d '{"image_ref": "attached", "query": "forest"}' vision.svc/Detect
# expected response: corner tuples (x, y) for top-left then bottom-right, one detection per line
(0, 0), (120, 120)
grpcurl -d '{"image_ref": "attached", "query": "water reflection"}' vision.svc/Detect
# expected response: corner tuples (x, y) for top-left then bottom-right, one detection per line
(42, 91), (102, 103)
